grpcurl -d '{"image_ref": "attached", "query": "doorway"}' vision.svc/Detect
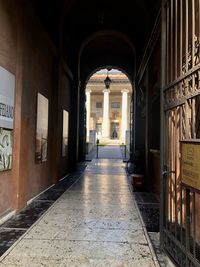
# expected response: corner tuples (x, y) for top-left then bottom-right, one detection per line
(110, 122), (119, 139)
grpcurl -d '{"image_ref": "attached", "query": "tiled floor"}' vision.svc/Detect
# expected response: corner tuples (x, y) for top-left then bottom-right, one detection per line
(0, 158), (157, 267)
(86, 144), (129, 161)
(97, 145), (123, 159)
(0, 167), (85, 260)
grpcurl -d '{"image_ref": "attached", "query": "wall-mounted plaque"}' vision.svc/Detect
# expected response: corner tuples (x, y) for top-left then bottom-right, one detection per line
(0, 128), (12, 171)
(62, 110), (69, 157)
(35, 93), (49, 163)
(0, 66), (15, 130)
(181, 140), (200, 191)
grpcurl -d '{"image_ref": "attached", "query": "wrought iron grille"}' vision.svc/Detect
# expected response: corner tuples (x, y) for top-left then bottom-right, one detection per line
(162, 0), (200, 266)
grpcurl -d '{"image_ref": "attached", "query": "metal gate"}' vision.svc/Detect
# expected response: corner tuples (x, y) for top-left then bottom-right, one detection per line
(161, 0), (200, 266)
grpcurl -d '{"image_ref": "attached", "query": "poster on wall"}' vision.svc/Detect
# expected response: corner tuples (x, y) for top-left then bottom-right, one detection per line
(0, 128), (12, 171)
(62, 110), (69, 157)
(0, 66), (15, 130)
(0, 66), (15, 171)
(35, 93), (49, 163)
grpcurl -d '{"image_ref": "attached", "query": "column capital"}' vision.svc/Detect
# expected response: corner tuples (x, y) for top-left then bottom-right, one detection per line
(102, 89), (110, 94)
(121, 89), (129, 94)
(86, 89), (92, 93)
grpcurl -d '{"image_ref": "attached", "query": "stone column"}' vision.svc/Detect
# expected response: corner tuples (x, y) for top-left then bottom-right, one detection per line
(86, 89), (91, 142)
(102, 89), (110, 139)
(121, 89), (129, 142)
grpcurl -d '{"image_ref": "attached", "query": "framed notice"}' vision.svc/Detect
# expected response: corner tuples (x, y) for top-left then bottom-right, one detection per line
(35, 93), (49, 163)
(62, 110), (69, 157)
(0, 66), (15, 171)
(0, 66), (15, 130)
(181, 140), (200, 191)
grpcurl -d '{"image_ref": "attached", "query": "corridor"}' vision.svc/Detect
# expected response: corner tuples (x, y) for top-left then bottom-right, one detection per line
(0, 159), (157, 267)
(0, 0), (200, 265)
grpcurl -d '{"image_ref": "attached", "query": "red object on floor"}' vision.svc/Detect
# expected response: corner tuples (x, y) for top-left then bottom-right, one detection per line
(131, 174), (143, 189)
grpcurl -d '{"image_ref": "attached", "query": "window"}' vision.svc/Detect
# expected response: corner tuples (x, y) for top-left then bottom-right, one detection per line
(96, 102), (102, 108)
(111, 102), (120, 108)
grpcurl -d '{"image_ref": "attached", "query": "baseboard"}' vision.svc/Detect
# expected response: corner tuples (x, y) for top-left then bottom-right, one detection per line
(59, 174), (69, 181)
(0, 210), (16, 226)
(27, 183), (55, 205)
(27, 174), (70, 205)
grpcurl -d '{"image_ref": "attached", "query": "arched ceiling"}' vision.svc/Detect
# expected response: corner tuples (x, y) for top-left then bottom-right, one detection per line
(31, 0), (161, 80)
(79, 30), (135, 83)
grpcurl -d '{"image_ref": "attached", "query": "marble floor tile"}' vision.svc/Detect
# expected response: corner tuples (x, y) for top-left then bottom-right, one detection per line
(55, 200), (135, 209)
(39, 213), (142, 231)
(68, 187), (131, 194)
(70, 179), (130, 188)
(21, 214), (142, 233)
(77, 218), (142, 230)
(1, 257), (63, 267)
(46, 207), (138, 219)
(60, 191), (133, 199)
(1, 256), (156, 267)
(84, 258), (156, 267)
(50, 204), (137, 215)
(6, 239), (152, 261)
(25, 226), (146, 243)
(0, 157), (156, 266)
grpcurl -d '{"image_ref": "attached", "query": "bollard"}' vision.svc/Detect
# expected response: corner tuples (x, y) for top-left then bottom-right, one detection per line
(124, 144), (126, 159)
(96, 139), (99, 158)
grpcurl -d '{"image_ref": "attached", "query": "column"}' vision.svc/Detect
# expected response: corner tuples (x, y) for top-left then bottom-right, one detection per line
(102, 89), (110, 138)
(121, 89), (129, 142)
(86, 89), (91, 142)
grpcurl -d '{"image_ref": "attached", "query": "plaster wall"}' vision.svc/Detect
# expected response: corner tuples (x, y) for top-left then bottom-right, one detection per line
(0, 0), (71, 215)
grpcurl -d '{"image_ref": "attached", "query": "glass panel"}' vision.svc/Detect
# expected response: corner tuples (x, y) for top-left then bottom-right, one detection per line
(35, 93), (49, 163)
(62, 110), (69, 157)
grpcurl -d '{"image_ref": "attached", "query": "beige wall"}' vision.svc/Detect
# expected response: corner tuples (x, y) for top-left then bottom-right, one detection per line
(91, 95), (103, 129)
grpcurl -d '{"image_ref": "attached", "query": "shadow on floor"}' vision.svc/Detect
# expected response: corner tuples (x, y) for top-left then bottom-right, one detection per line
(134, 191), (160, 232)
(132, 190), (169, 266)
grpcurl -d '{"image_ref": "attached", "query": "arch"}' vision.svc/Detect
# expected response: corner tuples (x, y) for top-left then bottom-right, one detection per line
(79, 30), (136, 59)
(83, 66), (134, 91)
(78, 30), (136, 86)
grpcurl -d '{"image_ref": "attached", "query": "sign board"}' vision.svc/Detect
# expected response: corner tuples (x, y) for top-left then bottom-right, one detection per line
(181, 141), (200, 191)
(0, 66), (15, 129)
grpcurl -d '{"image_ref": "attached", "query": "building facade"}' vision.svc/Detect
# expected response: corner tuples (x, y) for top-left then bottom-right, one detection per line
(86, 70), (132, 144)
